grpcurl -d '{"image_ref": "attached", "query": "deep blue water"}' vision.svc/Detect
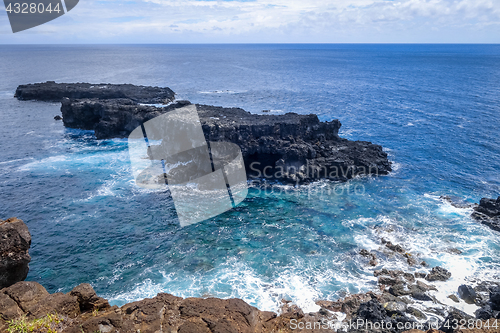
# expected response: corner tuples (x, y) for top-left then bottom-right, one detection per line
(0, 44), (499, 316)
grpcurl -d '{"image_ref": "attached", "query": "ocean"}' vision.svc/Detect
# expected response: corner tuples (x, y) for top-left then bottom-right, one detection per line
(0, 44), (499, 317)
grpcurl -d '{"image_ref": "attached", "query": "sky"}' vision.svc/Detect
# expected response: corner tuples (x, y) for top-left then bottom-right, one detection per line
(0, 0), (499, 43)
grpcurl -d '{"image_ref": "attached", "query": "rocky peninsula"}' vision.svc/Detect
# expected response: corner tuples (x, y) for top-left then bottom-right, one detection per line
(15, 82), (175, 104)
(15, 82), (392, 183)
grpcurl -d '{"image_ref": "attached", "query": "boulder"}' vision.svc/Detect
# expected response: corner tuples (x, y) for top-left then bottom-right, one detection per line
(425, 267), (451, 282)
(458, 285), (477, 304)
(0, 218), (31, 289)
(490, 287), (500, 311)
(439, 309), (473, 333)
(3, 281), (49, 312)
(70, 283), (110, 311)
(472, 196), (500, 233)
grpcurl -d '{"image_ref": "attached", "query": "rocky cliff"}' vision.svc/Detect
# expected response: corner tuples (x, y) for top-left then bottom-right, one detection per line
(15, 81), (175, 104)
(0, 218), (31, 289)
(15, 82), (392, 183)
(59, 98), (391, 183)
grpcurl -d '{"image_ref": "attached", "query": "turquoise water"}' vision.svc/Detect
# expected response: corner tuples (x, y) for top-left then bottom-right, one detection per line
(0, 44), (499, 315)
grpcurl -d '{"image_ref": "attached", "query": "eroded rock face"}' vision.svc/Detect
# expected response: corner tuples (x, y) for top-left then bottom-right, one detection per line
(0, 282), (330, 333)
(15, 82), (175, 104)
(60, 98), (391, 183)
(472, 197), (500, 233)
(0, 218), (31, 289)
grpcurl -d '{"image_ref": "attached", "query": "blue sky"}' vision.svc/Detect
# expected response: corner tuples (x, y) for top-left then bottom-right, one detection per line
(1, 0), (499, 43)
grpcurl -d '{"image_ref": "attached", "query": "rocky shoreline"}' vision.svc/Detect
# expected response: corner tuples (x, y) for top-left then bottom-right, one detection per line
(15, 81), (392, 183)
(2, 218), (499, 333)
(472, 197), (500, 233)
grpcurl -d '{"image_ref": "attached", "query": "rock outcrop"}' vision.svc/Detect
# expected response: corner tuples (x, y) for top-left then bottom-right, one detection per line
(15, 81), (175, 104)
(0, 281), (340, 333)
(0, 218), (31, 289)
(15, 82), (392, 183)
(472, 197), (500, 233)
(59, 98), (391, 183)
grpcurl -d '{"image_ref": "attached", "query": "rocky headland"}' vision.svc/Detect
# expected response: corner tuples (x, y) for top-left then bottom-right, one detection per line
(15, 82), (175, 104)
(15, 82), (392, 183)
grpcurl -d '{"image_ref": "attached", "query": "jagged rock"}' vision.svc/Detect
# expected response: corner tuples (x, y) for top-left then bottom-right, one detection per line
(316, 292), (375, 320)
(491, 287), (500, 311)
(70, 283), (110, 311)
(475, 305), (493, 320)
(425, 267), (451, 282)
(0, 218), (31, 289)
(385, 242), (405, 253)
(279, 302), (305, 320)
(448, 295), (460, 303)
(383, 301), (407, 315)
(356, 299), (390, 324)
(411, 291), (432, 302)
(389, 284), (412, 297)
(54, 115), (62, 120)
(406, 307), (427, 320)
(416, 281), (437, 292)
(439, 309), (473, 333)
(458, 285), (477, 304)
(59, 99), (391, 183)
(472, 196), (500, 233)
(440, 195), (477, 209)
(379, 276), (402, 286)
(0, 291), (23, 320)
(15, 82), (175, 104)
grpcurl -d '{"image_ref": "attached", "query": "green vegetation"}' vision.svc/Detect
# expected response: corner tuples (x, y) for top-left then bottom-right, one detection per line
(7, 313), (63, 333)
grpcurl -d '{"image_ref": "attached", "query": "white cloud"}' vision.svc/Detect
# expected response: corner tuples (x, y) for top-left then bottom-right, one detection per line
(0, 0), (499, 42)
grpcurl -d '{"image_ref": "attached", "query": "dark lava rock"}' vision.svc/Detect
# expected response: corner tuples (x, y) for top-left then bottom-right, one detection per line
(378, 276), (402, 286)
(439, 308), (473, 333)
(475, 305), (494, 320)
(425, 266), (451, 282)
(411, 291), (433, 302)
(458, 284), (477, 304)
(389, 284), (411, 297)
(385, 242), (405, 253)
(491, 287), (500, 310)
(356, 299), (390, 324)
(354, 299), (415, 333)
(448, 295), (460, 303)
(440, 195), (477, 209)
(59, 99), (391, 183)
(15, 81), (175, 104)
(472, 196), (500, 232)
(316, 292), (375, 320)
(54, 115), (62, 120)
(0, 218), (31, 289)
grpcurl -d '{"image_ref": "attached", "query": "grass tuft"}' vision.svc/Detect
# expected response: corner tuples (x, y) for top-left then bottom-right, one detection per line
(7, 313), (64, 333)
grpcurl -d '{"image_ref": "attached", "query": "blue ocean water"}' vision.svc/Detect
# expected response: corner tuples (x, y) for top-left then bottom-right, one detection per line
(0, 44), (499, 315)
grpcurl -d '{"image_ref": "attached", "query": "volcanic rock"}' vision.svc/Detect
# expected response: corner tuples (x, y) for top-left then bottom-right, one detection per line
(15, 81), (175, 104)
(0, 218), (31, 289)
